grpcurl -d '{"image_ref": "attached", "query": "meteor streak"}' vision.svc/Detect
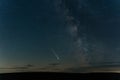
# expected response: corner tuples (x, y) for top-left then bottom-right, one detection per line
(51, 48), (60, 60)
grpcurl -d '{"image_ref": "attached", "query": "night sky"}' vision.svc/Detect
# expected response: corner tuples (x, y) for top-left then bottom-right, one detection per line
(0, 0), (120, 73)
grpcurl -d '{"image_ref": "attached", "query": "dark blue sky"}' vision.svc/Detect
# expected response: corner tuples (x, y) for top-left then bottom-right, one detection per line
(0, 0), (120, 73)
(0, 0), (74, 73)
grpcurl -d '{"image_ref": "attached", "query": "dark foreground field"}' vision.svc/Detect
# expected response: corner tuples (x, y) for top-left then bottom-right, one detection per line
(0, 72), (120, 80)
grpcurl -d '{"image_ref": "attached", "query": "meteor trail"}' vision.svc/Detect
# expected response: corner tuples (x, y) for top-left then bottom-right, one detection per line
(51, 48), (60, 60)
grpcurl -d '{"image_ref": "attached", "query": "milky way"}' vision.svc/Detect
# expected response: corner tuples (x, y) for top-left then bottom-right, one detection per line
(59, 0), (120, 67)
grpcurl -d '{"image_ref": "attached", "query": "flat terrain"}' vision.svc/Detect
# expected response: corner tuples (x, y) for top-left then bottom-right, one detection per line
(0, 72), (120, 80)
